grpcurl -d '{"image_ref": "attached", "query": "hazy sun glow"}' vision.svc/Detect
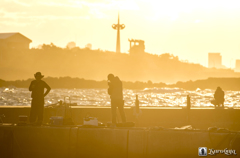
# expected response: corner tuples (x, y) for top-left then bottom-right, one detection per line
(1, 0), (240, 68)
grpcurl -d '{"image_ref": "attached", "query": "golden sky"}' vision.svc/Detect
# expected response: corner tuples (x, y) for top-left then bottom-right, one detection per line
(1, 0), (240, 68)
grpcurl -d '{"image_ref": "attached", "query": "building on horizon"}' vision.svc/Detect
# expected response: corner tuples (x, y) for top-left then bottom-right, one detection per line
(0, 32), (32, 50)
(208, 53), (224, 69)
(235, 59), (240, 72)
(128, 39), (145, 55)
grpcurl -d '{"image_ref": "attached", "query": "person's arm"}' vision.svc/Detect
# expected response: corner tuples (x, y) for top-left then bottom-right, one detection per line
(43, 82), (51, 97)
(29, 81), (34, 91)
(108, 82), (113, 95)
(214, 91), (217, 99)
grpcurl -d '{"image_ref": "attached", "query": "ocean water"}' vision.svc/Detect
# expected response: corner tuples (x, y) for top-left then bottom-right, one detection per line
(0, 87), (240, 108)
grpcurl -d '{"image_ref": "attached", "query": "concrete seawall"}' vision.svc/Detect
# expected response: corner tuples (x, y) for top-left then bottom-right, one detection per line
(0, 125), (240, 158)
(0, 106), (240, 130)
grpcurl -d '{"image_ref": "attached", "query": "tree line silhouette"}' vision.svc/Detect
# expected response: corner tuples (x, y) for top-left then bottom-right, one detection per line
(1, 43), (240, 83)
(1, 76), (240, 90)
(0, 77), (166, 89)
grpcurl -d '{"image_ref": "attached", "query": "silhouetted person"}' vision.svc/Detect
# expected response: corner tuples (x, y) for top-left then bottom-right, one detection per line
(214, 87), (225, 108)
(201, 148), (205, 155)
(29, 72), (51, 125)
(107, 74), (126, 124)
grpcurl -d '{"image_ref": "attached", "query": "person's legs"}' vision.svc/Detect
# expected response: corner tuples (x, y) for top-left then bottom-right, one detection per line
(111, 100), (117, 124)
(30, 99), (37, 124)
(36, 98), (44, 125)
(117, 100), (126, 123)
(215, 100), (220, 108)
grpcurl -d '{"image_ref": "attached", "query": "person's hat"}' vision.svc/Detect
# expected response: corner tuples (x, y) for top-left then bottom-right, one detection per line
(34, 72), (44, 78)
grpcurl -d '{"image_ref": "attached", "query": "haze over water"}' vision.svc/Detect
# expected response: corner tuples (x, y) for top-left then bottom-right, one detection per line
(1, 1), (240, 107)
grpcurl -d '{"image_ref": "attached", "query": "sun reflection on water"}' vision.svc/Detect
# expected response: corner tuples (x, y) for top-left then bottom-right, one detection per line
(0, 87), (239, 108)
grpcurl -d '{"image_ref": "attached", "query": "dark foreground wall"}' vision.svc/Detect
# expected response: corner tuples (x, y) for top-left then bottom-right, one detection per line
(1, 106), (240, 130)
(0, 125), (240, 158)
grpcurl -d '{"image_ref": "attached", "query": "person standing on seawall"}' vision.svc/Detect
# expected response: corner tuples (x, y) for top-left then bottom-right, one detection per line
(29, 72), (51, 125)
(107, 74), (126, 124)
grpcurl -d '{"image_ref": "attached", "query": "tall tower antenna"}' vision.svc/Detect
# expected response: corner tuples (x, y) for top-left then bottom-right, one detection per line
(112, 12), (125, 53)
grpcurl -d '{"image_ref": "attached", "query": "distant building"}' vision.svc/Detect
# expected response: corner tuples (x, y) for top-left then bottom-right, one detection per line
(208, 53), (223, 68)
(128, 39), (145, 55)
(235, 60), (240, 72)
(0, 32), (32, 50)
